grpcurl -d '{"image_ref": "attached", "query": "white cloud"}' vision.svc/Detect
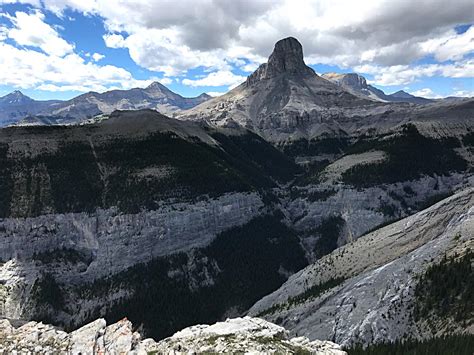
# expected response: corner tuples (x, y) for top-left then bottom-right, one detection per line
(11, 0), (469, 73)
(421, 27), (474, 62)
(0, 25), (7, 41)
(0, 8), (164, 93)
(0, 0), (41, 5)
(452, 90), (474, 97)
(182, 70), (246, 88)
(6, 11), (74, 57)
(103, 33), (126, 48)
(159, 77), (173, 85)
(2, 0), (474, 88)
(0, 41), (157, 92)
(356, 59), (474, 86)
(410, 88), (443, 99)
(91, 52), (104, 62)
(206, 91), (226, 97)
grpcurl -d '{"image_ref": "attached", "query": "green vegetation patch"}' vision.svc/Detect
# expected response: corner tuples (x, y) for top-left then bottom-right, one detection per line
(30, 273), (65, 326)
(211, 132), (300, 183)
(347, 333), (474, 355)
(2, 129), (298, 217)
(415, 191), (453, 210)
(0, 143), (12, 217)
(32, 248), (93, 265)
(280, 137), (350, 157)
(413, 251), (473, 325)
(462, 132), (474, 147)
(313, 216), (345, 259)
(258, 277), (345, 317)
(341, 125), (467, 187)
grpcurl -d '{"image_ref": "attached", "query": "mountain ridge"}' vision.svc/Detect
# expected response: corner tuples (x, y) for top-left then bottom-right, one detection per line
(0, 83), (211, 126)
(181, 38), (472, 143)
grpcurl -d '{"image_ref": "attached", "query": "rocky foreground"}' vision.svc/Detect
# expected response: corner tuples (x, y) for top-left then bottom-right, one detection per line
(0, 316), (346, 354)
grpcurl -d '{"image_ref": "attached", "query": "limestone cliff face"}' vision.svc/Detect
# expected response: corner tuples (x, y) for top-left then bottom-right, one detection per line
(0, 192), (263, 277)
(0, 192), (264, 319)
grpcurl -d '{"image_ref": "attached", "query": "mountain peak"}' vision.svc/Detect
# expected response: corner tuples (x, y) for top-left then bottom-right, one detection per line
(389, 90), (414, 99)
(0, 90), (34, 105)
(246, 37), (315, 85)
(8, 90), (27, 97)
(322, 72), (368, 89)
(146, 81), (167, 90)
(269, 37), (305, 70)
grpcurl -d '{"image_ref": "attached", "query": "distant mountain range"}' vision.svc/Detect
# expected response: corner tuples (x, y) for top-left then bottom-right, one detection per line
(0, 91), (62, 126)
(0, 83), (211, 126)
(321, 72), (433, 104)
(1, 47), (462, 127)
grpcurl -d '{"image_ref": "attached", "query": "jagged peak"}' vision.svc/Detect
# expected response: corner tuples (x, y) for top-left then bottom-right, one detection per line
(322, 72), (368, 87)
(146, 81), (168, 90)
(4, 90), (28, 98)
(246, 37), (315, 85)
(0, 90), (34, 104)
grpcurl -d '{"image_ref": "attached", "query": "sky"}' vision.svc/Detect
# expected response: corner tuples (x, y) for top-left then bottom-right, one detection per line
(0, 0), (473, 101)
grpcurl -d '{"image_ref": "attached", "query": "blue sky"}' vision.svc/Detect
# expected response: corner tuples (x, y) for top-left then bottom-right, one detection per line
(0, 0), (472, 101)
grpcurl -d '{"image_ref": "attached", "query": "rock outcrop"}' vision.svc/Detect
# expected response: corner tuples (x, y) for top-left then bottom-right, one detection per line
(248, 188), (474, 346)
(246, 37), (315, 85)
(322, 73), (433, 104)
(0, 316), (346, 354)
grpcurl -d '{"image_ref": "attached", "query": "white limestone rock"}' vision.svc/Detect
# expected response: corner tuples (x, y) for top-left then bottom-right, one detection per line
(69, 318), (106, 354)
(0, 316), (346, 355)
(150, 316), (346, 354)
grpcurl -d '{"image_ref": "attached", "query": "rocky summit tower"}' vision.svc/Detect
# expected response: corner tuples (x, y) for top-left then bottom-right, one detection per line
(246, 37), (315, 85)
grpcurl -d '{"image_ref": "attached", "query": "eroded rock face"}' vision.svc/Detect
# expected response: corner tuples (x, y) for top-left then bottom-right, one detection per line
(247, 37), (315, 85)
(0, 192), (264, 321)
(248, 188), (474, 347)
(0, 316), (347, 355)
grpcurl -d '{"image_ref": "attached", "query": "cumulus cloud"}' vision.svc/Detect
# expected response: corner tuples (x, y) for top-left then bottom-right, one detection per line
(452, 90), (474, 97)
(182, 70), (245, 88)
(159, 77), (173, 85)
(91, 52), (104, 61)
(6, 11), (74, 56)
(1, 0), (473, 89)
(0, 7), (167, 93)
(0, 40), (159, 92)
(410, 88), (443, 99)
(206, 91), (226, 97)
(356, 59), (474, 86)
(103, 33), (125, 48)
